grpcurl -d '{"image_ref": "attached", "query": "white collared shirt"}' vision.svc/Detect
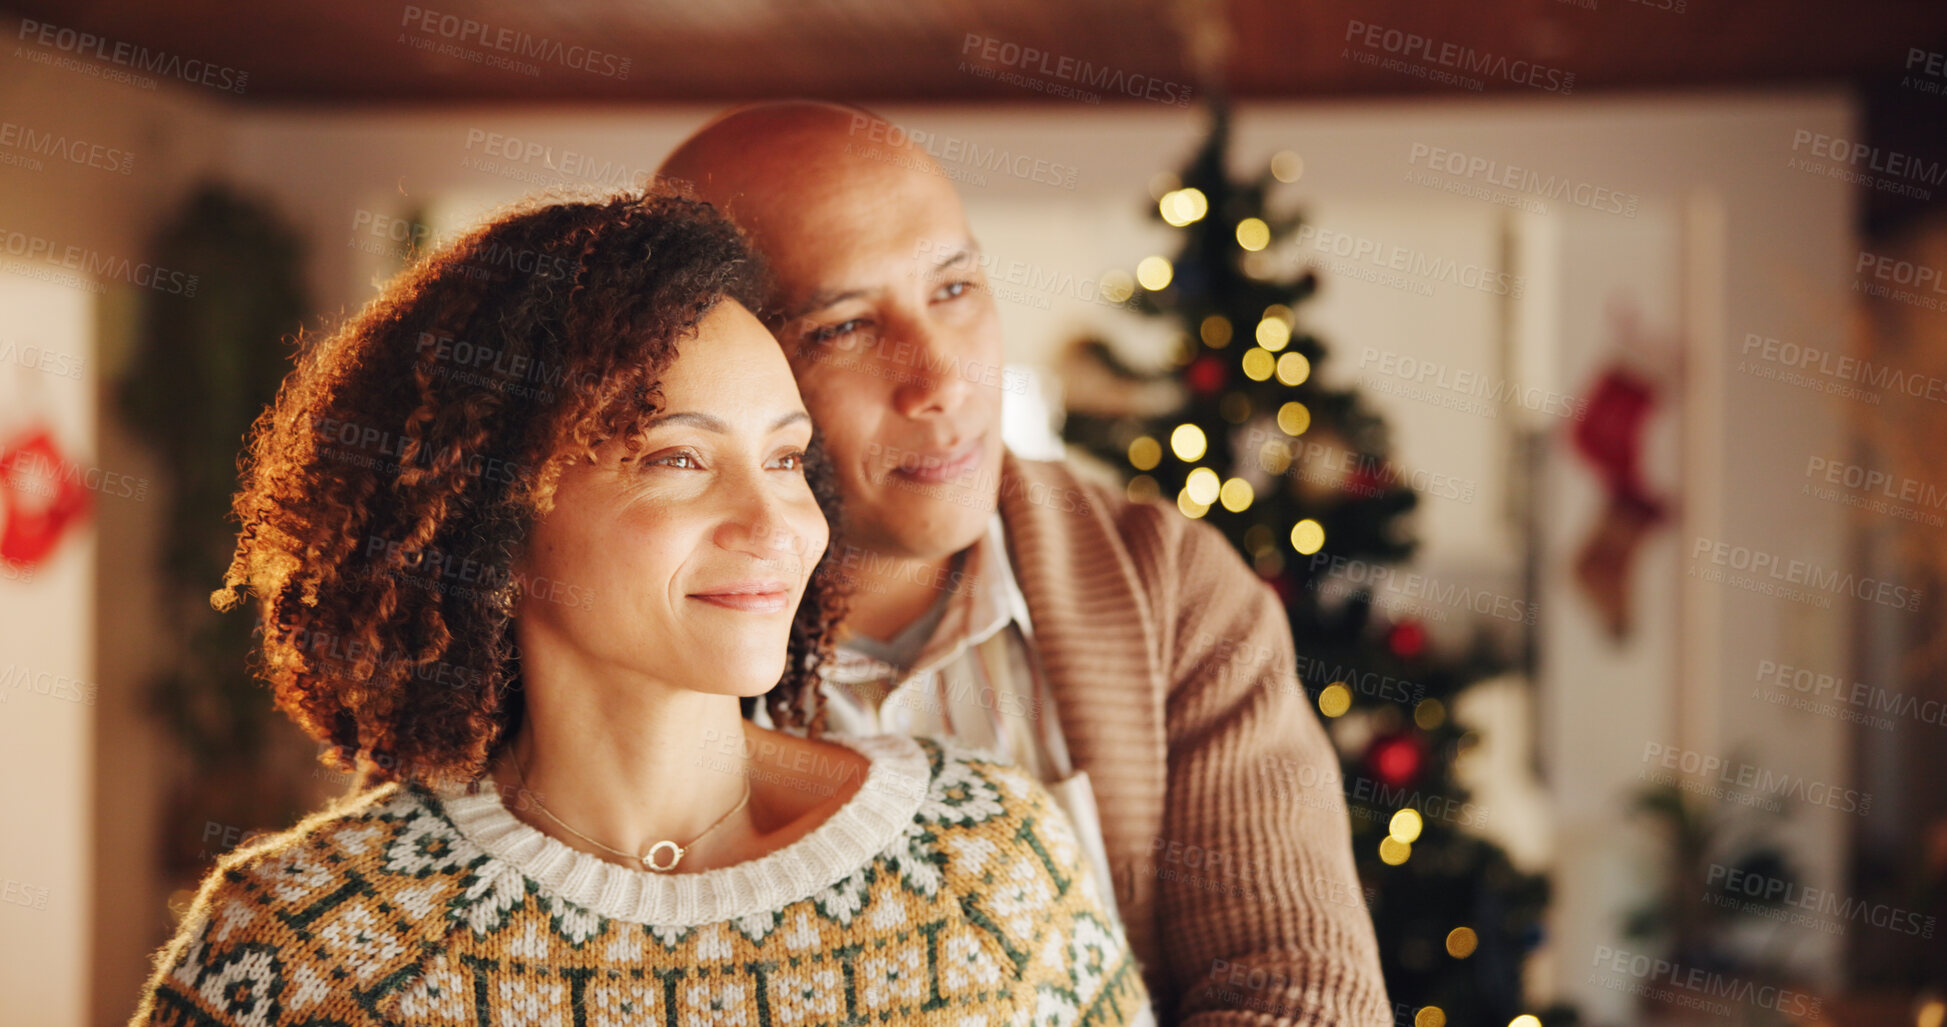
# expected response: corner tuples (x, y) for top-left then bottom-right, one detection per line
(767, 514), (1122, 923)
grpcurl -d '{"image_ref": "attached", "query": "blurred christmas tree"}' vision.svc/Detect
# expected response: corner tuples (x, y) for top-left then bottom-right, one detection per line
(1061, 106), (1577, 1027)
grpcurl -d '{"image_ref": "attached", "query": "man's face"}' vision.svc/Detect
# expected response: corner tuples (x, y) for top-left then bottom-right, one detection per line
(750, 155), (1007, 564)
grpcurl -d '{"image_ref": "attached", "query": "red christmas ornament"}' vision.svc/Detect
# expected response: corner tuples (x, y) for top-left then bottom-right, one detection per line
(1388, 620), (1426, 660)
(0, 427), (92, 568)
(1367, 732), (1425, 789)
(1186, 355), (1227, 396)
(1346, 462), (1387, 498)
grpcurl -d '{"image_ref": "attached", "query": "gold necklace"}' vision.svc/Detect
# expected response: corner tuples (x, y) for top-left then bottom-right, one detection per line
(511, 749), (750, 873)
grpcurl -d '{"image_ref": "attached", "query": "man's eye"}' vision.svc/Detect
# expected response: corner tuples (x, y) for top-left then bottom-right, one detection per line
(805, 318), (866, 344)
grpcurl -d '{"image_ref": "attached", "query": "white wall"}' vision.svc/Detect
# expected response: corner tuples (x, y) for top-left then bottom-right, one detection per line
(0, 16), (233, 1024)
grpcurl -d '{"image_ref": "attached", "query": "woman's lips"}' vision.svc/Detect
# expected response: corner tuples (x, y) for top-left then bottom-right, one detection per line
(689, 583), (790, 613)
(893, 435), (984, 484)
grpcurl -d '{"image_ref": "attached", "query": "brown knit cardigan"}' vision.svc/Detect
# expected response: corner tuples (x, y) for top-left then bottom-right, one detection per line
(994, 450), (1391, 1026)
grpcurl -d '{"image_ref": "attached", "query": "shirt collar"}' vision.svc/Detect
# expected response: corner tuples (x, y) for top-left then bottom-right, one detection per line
(828, 512), (1030, 685)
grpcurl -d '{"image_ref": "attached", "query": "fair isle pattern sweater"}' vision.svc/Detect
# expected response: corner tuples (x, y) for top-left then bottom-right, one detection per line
(129, 734), (1153, 1027)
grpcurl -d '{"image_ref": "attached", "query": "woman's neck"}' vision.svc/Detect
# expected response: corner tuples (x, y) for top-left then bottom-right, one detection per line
(488, 656), (760, 873)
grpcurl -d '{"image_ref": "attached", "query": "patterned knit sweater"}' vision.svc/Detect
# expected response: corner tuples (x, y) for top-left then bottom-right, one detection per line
(128, 734), (1154, 1027)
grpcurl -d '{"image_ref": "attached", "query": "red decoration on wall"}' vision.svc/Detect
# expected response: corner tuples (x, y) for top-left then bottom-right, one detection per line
(0, 427), (92, 568)
(1570, 366), (1668, 639)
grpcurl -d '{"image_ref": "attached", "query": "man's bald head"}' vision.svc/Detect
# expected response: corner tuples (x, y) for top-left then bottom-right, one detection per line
(659, 101), (955, 267)
(657, 101), (1007, 573)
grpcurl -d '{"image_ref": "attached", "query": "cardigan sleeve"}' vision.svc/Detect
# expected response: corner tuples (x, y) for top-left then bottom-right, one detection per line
(1130, 505), (1394, 1027)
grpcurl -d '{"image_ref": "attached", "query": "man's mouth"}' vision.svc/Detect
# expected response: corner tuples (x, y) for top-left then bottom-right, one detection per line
(890, 434), (984, 485)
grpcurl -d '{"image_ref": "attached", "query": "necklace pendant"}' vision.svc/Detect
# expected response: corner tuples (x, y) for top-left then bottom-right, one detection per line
(642, 840), (684, 872)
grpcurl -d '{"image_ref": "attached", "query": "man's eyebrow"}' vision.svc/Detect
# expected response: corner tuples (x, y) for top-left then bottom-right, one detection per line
(643, 410), (810, 433)
(783, 287), (867, 322)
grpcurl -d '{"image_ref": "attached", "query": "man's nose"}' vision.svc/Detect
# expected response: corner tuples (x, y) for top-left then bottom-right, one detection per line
(886, 317), (971, 419)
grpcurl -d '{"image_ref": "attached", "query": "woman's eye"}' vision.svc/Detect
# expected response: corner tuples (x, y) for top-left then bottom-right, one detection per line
(770, 450), (806, 472)
(805, 318), (866, 344)
(648, 450), (701, 470)
(933, 280), (972, 302)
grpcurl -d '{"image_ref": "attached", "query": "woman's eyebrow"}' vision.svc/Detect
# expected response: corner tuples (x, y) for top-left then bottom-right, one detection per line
(643, 410), (810, 433)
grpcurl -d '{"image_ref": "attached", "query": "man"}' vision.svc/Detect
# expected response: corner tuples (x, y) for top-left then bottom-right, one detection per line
(660, 102), (1390, 1026)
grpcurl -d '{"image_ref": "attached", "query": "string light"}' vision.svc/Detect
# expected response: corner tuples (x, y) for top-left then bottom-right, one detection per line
(1200, 314), (1232, 347)
(1414, 1008), (1446, 1027)
(1136, 256), (1174, 291)
(1257, 440), (1292, 475)
(1271, 151), (1304, 183)
(1159, 187), (1209, 226)
(1276, 352), (1311, 386)
(1185, 467), (1221, 505)
(1389, 809), (1424, 844)
(1446, 927), (1478, 959)
(1219, 477), (1254, 512)
(1128, 436), (1161, 471)
(1176, 488), (1210, 518)
(1170, 424), (1207, 461)
(1318, 683), (1352, 717)
(1290, 518), (1325, 554)
(1241, 348), (1275, 381)
(1235, 217), (1271, 251)
(1919, 1000), (1946, 1027)
(1508, 1017), (1542, 1027)
(1255, 317), (1291, 351)
(1099, 269), (1135, 303)
(1277, 401), (1311, 436)
(1378, 836), (1411, 865)
(1414, 699), (1446, 730)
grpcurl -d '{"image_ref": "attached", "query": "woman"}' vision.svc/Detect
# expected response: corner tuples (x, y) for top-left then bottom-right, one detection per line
(127, 191), (1152, 1027)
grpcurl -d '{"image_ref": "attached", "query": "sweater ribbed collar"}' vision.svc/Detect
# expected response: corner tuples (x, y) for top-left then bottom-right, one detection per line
(426, 732), (930, 925)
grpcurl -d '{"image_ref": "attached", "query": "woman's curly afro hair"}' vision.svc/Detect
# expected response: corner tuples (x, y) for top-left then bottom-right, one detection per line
(213, 190), (845, 789)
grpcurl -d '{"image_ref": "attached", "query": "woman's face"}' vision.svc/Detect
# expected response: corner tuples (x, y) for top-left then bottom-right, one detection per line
(514, 299), (829, 698)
